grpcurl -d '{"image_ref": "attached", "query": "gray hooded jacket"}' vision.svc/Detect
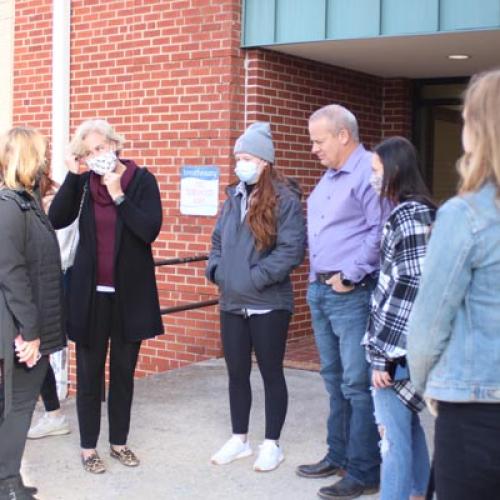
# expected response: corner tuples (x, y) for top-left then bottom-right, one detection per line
(206, 180), (305, 313)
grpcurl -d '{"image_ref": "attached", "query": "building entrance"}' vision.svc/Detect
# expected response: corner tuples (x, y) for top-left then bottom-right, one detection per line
(413, 79), (467, 203)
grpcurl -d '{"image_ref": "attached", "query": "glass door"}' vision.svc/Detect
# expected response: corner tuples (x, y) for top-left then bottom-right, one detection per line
(413, 79), (467, 203)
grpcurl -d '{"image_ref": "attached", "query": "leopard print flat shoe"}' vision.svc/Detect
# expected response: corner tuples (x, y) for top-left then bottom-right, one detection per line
(110, 446), (140, 467)
(81, 452), (106, 474)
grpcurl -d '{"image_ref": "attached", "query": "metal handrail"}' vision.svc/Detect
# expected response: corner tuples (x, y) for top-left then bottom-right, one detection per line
(160, 299), (218, 315)
(154, 255), (208, 267)
(154, 254), (217, 314)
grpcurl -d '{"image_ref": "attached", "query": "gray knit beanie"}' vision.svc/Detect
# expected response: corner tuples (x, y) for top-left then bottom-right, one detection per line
(233, 122), (275, 164)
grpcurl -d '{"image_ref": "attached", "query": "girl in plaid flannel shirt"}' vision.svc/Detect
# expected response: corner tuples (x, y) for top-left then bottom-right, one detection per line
(363, 136), (436, 500)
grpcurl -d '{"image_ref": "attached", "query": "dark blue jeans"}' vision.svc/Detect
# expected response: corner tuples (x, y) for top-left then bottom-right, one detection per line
(307, 281), (380, 486)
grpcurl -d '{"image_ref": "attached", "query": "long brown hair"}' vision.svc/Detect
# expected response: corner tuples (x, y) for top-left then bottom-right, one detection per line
(246, 165), (294, 251)
(458, 70), (500, 195)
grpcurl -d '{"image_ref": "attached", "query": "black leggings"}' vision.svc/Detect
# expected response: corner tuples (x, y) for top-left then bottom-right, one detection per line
(0, 357), (48, 479)
(220, 310), (290, 440)
(434, 401), (500, 500)
(39, 363), (60, 412)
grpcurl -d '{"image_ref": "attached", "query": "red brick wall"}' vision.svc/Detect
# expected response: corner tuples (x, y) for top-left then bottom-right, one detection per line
(13, 0), (53, 134)
(12, 1), (412, 388)
(69, 0), (247, 377)
(382, 78), (413, 139)
(13, 0), (247, 386)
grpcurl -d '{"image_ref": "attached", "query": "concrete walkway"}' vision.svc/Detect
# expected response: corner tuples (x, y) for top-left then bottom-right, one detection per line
(22, 359), (434, 500)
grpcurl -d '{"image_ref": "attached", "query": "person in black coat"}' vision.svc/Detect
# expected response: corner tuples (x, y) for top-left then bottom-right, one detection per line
(48, 119), (163, 474)
(0, 127), (65, 500)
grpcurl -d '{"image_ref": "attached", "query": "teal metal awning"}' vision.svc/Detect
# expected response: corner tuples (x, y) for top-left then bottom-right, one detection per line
(242, 0), (500, 78)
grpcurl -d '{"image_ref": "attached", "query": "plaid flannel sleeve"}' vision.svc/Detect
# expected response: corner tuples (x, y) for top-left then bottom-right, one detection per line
(368, 347), (391, 372)
(374, 209), (430, 355)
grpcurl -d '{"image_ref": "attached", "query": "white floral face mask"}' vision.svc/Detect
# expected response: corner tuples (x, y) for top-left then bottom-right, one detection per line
(86, 151), (117, 176)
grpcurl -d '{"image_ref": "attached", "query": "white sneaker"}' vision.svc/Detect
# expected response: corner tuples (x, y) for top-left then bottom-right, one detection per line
(253, 440), (284, 472)
(27, 413), (70, 439)
(211, 436), (252, 465)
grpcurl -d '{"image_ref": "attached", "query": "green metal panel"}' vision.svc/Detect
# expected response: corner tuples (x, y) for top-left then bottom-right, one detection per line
(381, 0), (439, 35)
(241, 0), (500, 47)
(440, 0), (500, 31)
(327, 0), (381, 39)
(275, 0), (326, 43)
(242, 0), (276, 46)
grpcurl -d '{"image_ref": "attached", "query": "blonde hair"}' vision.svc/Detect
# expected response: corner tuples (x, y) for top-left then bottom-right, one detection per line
(69, 119), (125, 158)
(309, 104), (359, 142)
(0, 127), (47, 192)
(459, 69), (500, 194)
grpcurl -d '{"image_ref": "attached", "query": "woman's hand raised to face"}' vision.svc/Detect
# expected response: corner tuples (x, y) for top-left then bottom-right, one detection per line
(102, 170), (124, 201)
(65, 153), (82, 174)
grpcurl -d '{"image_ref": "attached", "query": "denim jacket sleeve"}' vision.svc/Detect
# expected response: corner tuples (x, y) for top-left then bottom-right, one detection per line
(407, 197), (475, 395)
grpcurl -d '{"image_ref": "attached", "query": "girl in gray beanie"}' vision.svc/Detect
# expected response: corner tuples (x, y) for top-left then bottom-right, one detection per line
(206, 121), (306, 472)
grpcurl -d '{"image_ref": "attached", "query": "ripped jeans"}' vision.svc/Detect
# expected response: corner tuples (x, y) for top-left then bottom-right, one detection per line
(372, 386), (430, 500)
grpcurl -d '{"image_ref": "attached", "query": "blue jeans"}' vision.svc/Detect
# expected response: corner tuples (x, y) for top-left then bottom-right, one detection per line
(373, 387), (430, 499)
(307, 281), (380, 486)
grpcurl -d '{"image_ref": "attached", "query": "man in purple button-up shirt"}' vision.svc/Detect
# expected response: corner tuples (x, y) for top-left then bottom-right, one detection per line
(296, 105), (390, 499)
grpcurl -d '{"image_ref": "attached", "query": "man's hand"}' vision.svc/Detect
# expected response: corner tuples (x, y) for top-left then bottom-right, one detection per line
(372, 369), (393, 389)
(325, 272), (355, 293)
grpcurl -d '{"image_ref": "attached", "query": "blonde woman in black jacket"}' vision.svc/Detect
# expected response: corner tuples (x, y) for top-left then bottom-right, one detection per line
(0, 127), (65, 500)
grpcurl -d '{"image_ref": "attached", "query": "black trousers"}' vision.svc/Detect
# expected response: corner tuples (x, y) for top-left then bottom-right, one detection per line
(434, 401), (500, 500)
(220, 310), (290, 440)
(76, 293), (141, 449)
(39, 363), (60, 412)
(0, 357), (48, 479)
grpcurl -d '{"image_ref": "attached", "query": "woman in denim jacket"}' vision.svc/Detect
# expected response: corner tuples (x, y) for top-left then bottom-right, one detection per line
(408, 69), (500, 500)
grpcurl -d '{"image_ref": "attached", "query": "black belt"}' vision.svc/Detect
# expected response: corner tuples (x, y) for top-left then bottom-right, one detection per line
(315, 272), (338, 284)
(315, 272), (376, 287)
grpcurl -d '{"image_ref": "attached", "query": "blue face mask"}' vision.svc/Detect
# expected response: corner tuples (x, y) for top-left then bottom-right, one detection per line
(235, 160), (259, 185)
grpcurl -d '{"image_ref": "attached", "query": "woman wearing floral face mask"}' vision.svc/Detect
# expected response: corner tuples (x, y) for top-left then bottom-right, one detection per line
(48, 119), (163, 474)
(206, 122), (306, 472)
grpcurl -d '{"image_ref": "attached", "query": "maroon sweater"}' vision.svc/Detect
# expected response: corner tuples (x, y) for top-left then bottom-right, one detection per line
(90, 160), (137, 287)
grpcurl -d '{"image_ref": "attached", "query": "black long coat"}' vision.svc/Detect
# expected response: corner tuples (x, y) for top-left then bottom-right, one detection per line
(48, 163), (164, 346)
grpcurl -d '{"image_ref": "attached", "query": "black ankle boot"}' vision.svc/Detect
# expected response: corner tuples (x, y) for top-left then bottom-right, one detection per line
(19, 475), (38, 495)
(0, 476), (37, 500)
